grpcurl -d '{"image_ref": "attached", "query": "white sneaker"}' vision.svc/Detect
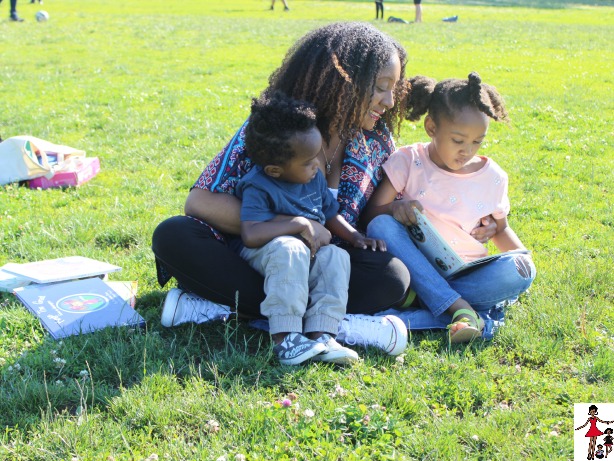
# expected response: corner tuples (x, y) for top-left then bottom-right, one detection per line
(161, 288), (232, 327)
(312, 334), (359, 364)
(337, 314), (408, 356)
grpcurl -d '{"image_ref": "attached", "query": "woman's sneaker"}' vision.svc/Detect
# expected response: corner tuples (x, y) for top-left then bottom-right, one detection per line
(273, 333), (327, 366)
(337, 314), (408, 356)
(161, 288), (232, 327)
(312, 334), (359, 364)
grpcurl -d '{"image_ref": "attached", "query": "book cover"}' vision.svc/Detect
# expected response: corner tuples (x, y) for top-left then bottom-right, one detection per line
(408, 209), (529, 279)
(28, 157), (100, 189)
(2, 256), (121, 284)
(13, 277), (145, 339)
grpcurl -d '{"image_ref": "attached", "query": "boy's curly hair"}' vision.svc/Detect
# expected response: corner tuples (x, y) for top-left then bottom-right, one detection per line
(404, 72), (509, 124)
(265, 22), (409, 144)
(245, 91), (318, 167)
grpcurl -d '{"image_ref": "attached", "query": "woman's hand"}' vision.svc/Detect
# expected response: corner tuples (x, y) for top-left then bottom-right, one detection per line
(350, 233), (387, 252)
(390, 199), (423, 226)
(470, 215), (497, 243)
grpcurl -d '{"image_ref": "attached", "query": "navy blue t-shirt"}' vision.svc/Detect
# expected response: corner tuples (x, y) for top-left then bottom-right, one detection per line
(236, 166), (339, 225)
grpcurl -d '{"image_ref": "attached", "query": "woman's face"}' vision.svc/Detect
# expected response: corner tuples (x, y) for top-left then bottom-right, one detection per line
(360, 53), (402, 131)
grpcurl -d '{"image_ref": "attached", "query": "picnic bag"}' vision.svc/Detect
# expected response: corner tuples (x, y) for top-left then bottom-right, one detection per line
(0, 136), (85, 186)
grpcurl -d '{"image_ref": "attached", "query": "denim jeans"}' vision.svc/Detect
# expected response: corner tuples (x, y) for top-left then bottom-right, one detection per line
(367, 215), (536, 337)
(240, 236), (350, 336)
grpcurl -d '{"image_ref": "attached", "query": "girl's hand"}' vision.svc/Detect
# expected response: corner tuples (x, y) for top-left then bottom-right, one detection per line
(390, 199), (423, 226)
(351, 233), (387, 252)
(470, 215), (497, 243)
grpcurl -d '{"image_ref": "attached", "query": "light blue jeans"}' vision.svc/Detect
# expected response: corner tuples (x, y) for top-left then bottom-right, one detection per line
(240, 236), (350, 336)
(367, 215), (536, 338)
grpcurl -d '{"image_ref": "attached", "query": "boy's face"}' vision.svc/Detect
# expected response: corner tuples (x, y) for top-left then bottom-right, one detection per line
(275, 127), (323, 184)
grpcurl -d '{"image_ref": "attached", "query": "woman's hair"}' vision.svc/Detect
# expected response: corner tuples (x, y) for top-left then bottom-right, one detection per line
(245, 91), (317, 167)
(265, 22), (409, 144)
(589, 404), (599, 414)
(404, 72), (509, 124)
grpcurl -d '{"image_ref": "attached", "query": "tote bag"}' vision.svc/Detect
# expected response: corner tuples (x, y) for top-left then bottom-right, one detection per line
(0, 136), (85, 186)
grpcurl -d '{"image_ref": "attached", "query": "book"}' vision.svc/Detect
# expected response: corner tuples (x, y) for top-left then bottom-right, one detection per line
(407, 208), (529, 279)
(13, 277), (145, 339)
(28, 157), (100, 189)
(0, 266), (32, 292)
(2, 256), (121, 284)
(104, 280), (138, 308)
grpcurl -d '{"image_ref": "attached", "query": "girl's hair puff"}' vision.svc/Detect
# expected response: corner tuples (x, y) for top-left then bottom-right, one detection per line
(404, 72), (509, 124)
(245, 91), (317, 167)
(265, 22), (409, 144)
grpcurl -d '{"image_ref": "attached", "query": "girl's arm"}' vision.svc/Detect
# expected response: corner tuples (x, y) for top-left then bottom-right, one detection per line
(241, 217), (318, 250)
(491, 216), (528, 253)
(362, 176), (423, 226)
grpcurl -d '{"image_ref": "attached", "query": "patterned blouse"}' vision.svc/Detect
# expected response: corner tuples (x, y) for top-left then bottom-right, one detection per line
(192, 119), (396, 243)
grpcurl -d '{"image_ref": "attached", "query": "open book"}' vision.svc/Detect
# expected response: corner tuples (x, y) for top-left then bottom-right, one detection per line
(407, 209), (529, 279)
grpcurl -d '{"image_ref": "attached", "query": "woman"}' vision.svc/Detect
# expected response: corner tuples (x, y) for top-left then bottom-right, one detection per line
(151, 22), (495, 352)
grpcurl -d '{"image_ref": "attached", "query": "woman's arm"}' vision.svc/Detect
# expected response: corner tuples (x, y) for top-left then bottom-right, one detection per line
(326, 215), (386, 251)
(241, 217), (316, 250)
(184, 188), (242, 235)
(491, 216), (527, 253)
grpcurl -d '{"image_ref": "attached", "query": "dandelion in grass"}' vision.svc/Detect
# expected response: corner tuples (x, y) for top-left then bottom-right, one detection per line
(303, 409), (315, 418)
(205, 419), (220, 434)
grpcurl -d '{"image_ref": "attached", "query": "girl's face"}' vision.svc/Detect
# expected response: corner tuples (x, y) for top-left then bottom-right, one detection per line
(360, 53), (402, 131)
(425, 107), (490, 173)
(275, 127), (323, 184)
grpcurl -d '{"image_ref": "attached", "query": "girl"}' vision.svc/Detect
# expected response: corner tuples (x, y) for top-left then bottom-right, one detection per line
(364, 72), (536, 343)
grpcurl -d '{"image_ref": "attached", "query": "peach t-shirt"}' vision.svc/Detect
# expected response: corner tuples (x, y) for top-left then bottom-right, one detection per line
(383, 142), (510, 261)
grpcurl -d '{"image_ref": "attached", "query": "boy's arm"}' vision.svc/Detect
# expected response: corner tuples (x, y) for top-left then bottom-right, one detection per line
(241, 218), (314, 249)
(491, 216), (527, 253)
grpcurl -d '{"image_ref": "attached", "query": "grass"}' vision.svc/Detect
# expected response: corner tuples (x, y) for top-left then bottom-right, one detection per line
(0, 0), (613, 459)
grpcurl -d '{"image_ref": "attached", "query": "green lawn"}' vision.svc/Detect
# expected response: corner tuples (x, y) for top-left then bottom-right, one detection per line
(1, 0), (613, 459)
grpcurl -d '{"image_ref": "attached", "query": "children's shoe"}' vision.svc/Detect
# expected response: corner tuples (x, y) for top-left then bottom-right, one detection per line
(160, 288), (232, 327)
(273, 332), (327, 366)
(10, 12), (24, 21)
(337, 314), (408, 356)
(312, 334), (359, 364)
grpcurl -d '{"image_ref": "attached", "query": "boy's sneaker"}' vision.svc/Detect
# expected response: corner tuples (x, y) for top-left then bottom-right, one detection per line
(161, 288), (232, 327)
(273, 332), (327, 366)
(312, 334), (359, 364)
(337, 314), (408, 356)
(10, 13), (24, 21)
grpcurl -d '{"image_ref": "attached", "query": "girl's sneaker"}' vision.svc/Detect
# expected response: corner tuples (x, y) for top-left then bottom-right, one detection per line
(337, 314), (408, 356)
(312, 334), (359, 364)
(273, 333), (327, 366)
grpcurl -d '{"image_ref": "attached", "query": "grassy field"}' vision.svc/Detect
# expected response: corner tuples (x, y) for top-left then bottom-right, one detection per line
(0, 0), (613, 459)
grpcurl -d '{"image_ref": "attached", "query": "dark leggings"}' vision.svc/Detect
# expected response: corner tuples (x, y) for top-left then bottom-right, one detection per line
(152, 215), (410, 318)
(375, 1), (384, 19)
